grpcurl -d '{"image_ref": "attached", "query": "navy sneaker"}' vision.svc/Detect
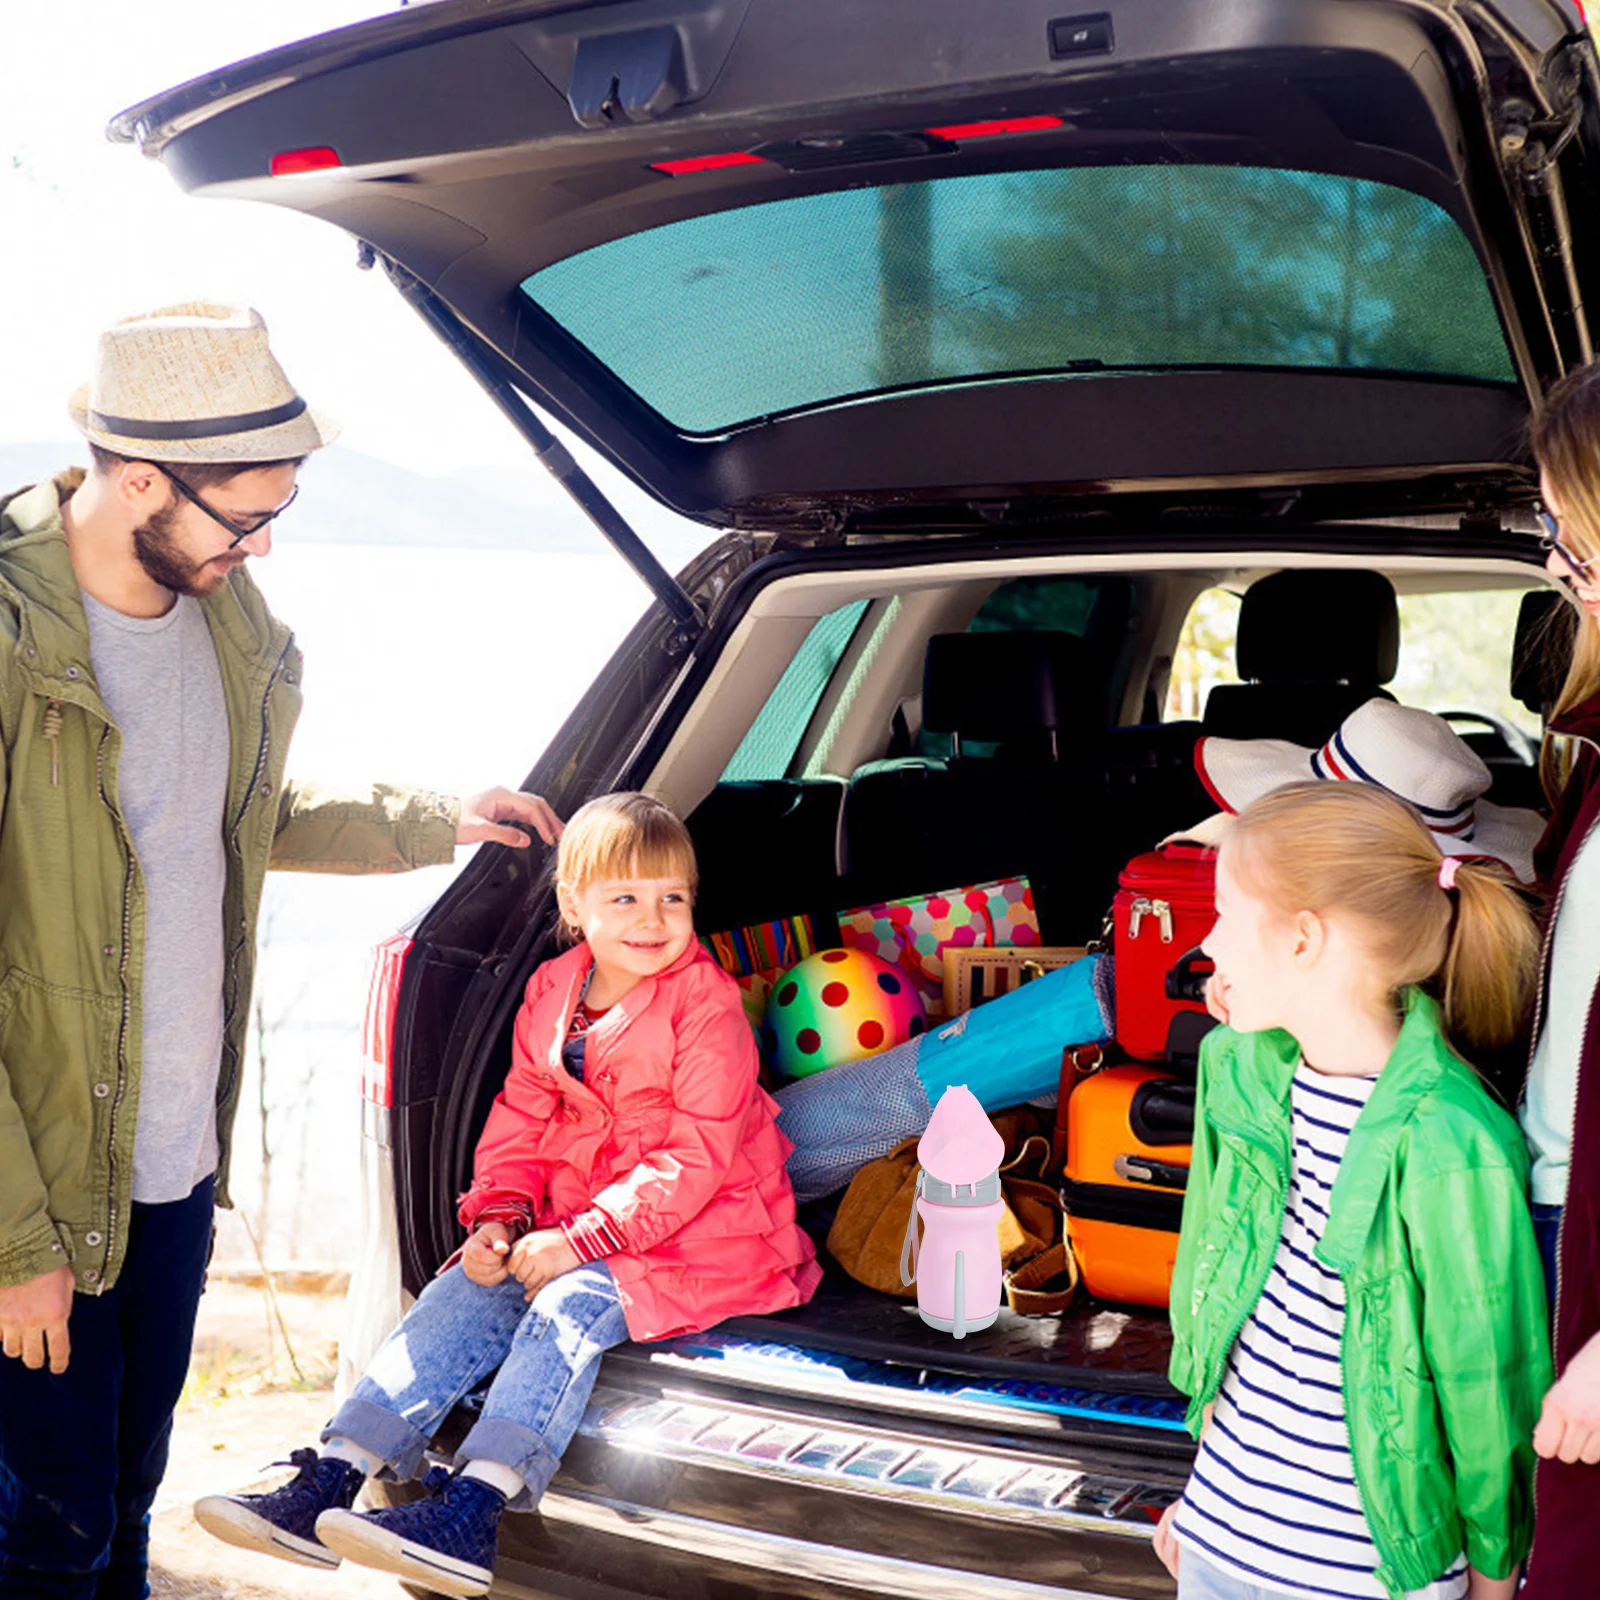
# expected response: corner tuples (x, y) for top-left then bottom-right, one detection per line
(315, 1466), (506, 1597)
(193, 1447), (364, 1569)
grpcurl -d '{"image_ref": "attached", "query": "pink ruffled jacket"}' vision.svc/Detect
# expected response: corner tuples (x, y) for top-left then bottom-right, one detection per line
(459, 940), (822, 1341)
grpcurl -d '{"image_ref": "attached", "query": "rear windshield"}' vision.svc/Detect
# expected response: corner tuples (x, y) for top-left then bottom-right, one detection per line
(521, 165), (1515, 434)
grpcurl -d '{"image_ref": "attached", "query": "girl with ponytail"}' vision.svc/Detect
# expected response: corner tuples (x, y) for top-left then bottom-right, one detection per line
(1516, 364), (1600, 1599)
(1156, 782), (1550, 1600)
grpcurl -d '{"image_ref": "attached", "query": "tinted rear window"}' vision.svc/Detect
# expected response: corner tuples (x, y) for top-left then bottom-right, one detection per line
(522, 165), (1514, 434)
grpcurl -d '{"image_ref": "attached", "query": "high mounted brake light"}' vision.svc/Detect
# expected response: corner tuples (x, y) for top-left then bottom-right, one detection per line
(923, 115), (1064, 140)
(650, 151), (767, 176)
(269, 146), (343, 177)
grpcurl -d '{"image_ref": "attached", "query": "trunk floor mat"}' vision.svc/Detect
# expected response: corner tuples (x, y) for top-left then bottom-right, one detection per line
(719, 1264), (1179, 1398)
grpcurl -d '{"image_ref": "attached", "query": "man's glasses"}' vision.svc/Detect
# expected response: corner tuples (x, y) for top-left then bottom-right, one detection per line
(157, 464), (298, 550)
(1537, 506), (1600, 582)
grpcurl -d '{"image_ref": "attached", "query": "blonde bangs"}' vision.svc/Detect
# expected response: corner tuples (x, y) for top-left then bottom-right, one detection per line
(555, 792), (698, 898)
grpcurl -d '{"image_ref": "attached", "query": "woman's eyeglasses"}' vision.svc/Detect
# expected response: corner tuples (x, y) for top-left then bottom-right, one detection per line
(157, 464), (298, 549)
(1537, 506), (1600, 582)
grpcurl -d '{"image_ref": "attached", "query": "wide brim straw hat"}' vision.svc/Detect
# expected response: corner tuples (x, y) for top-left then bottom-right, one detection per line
(1195, 698), (1544, 884)
(68, 302), (339, 463)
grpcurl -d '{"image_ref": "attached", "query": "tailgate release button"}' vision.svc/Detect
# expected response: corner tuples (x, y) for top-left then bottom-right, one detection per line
(1050, 14), (1114, 58)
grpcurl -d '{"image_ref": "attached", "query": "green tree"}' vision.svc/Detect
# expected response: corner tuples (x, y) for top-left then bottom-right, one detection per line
(938, 167), (1511, 382)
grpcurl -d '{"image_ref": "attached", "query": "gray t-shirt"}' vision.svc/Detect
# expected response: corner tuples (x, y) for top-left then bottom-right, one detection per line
(84, 592), (230, 1204)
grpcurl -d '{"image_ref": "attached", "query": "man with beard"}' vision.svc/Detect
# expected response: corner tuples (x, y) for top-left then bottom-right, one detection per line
(0, 303), (561, 1597)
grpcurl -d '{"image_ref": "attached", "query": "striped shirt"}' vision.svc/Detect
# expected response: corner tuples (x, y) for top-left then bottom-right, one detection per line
(560, 982), (627, 1263)
(1174, 1062), (1468, 1600)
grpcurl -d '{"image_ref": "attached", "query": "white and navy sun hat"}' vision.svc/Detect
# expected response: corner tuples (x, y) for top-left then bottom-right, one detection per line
(1194, 698), (1544, 883)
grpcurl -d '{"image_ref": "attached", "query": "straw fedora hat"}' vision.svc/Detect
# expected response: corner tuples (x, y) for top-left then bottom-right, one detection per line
(1194, 698), (1545, 883)
(68, 302), (338, 463)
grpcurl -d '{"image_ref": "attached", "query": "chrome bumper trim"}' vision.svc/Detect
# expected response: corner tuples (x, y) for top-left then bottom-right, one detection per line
(539, 1483), (1119, 1600)
(577, 1390), (1175, 1539)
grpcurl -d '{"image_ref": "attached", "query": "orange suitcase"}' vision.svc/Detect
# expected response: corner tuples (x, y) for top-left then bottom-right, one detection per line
(1060, 1063), (1193, 1307)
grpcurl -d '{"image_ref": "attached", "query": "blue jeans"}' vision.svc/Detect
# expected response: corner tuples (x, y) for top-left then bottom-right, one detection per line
(0, 1175), (215, 1600)
(325, 1261), (628, 1509)
(1532, 1201), (1563, 1309)
(1178, 1548), (1289, 1599)
(1178, 1540), (1469, 1599)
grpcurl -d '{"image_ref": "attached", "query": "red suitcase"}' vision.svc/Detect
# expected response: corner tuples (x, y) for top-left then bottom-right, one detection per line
(1112, 841), (1217, 1061)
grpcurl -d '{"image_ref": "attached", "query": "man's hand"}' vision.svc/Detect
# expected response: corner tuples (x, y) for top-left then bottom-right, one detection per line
(0, 1265), (74, 1374)
(507, 1229), (581, 1301)
(461, 1222), (513, 1287)
(1534, 1328), (1600, 1465)
(1152, 1499), (1181, 1578)
(456, 789), (563, 851)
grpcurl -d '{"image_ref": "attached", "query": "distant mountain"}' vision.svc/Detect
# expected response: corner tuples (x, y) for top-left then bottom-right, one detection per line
(0, 442), (717, 568)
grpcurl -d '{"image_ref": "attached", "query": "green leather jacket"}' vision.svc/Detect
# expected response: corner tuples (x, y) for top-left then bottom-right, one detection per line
(0, 474), (459, 1294)
(1169, 989), (1552, 1597)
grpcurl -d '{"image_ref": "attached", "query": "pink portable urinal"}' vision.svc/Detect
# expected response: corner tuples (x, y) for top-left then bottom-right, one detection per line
(898, 1084), (1005, 1337)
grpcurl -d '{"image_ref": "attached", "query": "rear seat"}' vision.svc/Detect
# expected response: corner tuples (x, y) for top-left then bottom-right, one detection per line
(1087, 570), (1400, 858)
(1201, 569), (1398, 744)
(711, 570), (1451, 961)
(686, 778), (847, 935)
(842, 631), (1111, 942)
(1482, 587), (1577, 811)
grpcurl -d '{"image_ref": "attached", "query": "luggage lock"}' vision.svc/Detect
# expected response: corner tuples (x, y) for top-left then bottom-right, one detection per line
(1113, 1153), (1190, 1190)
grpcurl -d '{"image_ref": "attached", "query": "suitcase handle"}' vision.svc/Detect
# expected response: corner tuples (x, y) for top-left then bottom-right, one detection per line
(1165, 944), (1214, 1002)
(1158, 841), (1217, 865)
(1129, 1079), (1196, 1145)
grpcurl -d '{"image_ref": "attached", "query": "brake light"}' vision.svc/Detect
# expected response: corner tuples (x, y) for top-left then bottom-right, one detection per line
(924, 115), (1064, 140)
(649, 151), (767, 176)
(269, 146), (343, 177)
(361, 933), (413, 1109)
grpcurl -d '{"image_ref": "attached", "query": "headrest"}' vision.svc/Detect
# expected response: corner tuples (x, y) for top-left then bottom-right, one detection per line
(1235, 570), (1399, 685)
(1512, 588), (1578, 717)
(922, 631), (1091, 741)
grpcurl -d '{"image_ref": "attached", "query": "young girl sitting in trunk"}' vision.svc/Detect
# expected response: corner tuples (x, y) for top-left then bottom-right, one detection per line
(1155, 781), (1551, 1600)
(195, 791), (821, 1595)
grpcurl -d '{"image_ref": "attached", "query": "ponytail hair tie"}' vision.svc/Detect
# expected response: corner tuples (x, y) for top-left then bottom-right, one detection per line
(1438, 856), (1461, 892)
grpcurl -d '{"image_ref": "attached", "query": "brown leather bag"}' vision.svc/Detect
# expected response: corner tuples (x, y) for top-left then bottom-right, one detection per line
(826, 1108), (1078, 1315)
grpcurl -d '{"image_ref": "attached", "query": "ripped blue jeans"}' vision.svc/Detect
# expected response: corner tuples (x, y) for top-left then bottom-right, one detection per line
(325, 1260), (628, 1509)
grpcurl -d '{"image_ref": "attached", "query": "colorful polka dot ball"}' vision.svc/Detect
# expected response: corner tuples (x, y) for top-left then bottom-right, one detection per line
(762, 948), (928, 1078)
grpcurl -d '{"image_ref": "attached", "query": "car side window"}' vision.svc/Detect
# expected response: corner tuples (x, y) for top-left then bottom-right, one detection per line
(1166, 587), (1242, 720)
(967, 575), (1111, 634)
(1163, 581), (1542, 742)
(722, 600), (871, 781)
(1390, 590), (1541, 741)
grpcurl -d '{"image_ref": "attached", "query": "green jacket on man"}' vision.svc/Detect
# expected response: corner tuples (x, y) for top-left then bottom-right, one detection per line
(0, 473), (459, 1294)
(1169, 989), (1553, 1598)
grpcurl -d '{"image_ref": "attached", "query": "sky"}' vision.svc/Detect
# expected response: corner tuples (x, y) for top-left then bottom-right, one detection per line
(0, 0), (704, 544)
